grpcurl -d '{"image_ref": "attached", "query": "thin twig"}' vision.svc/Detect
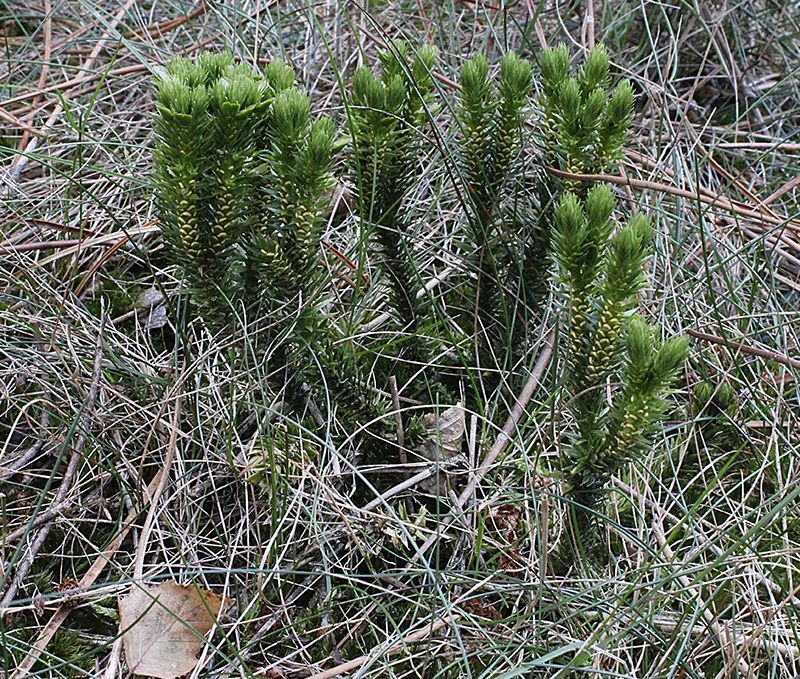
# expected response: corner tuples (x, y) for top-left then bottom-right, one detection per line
(299, 616), (455, 679)
(6, 0), (138, 184)
(651, 520), (752, 676)
(414, 334), (553, 561)
(546, 167), (800, 234)
(765, 175), (800, 206)
(0, 409), (49, 481)
(361, 466), (438, 512)
(9, 401), (179, 678)
(583, 0), (595, 50)
(687, 328), (800, 370)
(1, 313), (106, 610)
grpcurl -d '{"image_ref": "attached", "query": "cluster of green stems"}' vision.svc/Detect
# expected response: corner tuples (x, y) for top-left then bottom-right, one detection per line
(152, 43), (687, 553)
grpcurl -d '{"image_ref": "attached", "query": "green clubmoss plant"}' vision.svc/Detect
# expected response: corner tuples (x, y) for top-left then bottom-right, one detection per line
(247, 84), (334, 309)
(552, 188), (687, 554)
(152, 46), (688, 538)
(154, 52), (376, 428)
(153, 52), (270, 322)
(539, 44), (634, 191)
(455, 52), (533, 363)
(347, 41), (437, 335)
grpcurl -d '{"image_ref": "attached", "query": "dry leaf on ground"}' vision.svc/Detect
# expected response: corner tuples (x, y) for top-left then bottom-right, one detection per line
(118, 580), (225, 679)
(136, 286), (169, 330)
(416, 403), (466, 494)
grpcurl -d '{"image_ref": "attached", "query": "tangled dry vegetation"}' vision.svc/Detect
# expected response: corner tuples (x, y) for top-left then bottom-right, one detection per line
(2, 1), (800, 677)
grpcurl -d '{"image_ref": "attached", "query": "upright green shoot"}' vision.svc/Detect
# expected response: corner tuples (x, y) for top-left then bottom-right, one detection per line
(347, 41), (437, 335)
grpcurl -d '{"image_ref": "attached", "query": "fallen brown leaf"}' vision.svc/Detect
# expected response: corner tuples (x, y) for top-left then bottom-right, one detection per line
(119, 580), (225, 679)
(416, 403), (466, 494)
